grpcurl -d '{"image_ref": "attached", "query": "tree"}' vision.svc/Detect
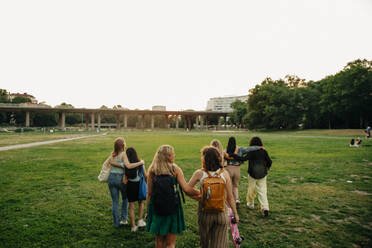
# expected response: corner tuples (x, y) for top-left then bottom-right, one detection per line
(243, 77), (306, 129)
(33, 113), (58, 127)
(11, 96), (31, 104)
(0, 89), (11, 124)
(0, 89), (10, 103)
(317, 59), (372, 128)
(229, 100), (247, 127)
(56, 102), (74, 108)
(10, 96), (32, 125)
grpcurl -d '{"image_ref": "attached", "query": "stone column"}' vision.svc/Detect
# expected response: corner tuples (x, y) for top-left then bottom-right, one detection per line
(141, 115), (145, 129)
(218, 116), (222, 129)
(25, 111), (30, 127)
(200, 115), (204, 129)
(97, 113), (101, 130)
(151, 115), (155, 129)
(116, 114), (121, 129)
(124, 114), (128, 128)
(224, 115), (227, 129)
(85, 113), (89, 129)
(91, 112), (95, 130)
(61, 112), (65, 129)
(58, 112), (65, 129)
(175, 116), (179, 129)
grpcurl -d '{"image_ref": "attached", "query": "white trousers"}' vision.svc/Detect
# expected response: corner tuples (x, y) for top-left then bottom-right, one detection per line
(246, 175), (269, 210)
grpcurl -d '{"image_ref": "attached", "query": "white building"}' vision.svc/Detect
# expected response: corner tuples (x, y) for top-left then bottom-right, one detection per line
(206, 95), (248, 112)
(152, 105), (166, 111)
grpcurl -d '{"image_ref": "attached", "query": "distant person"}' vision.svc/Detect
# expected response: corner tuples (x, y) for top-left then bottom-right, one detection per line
(349, 138), (355, 147)
(146, 145), (200, 248)
(365, 126), (371, 138)
(107, 138), (144, 228)
(233, 136), (272, 216)
(210, 139), (225, 166)
(125, 147), (147, 232)
(224, 136), (261, 208)
(355, 137), (362, 147)
(188, 146), (239, 248)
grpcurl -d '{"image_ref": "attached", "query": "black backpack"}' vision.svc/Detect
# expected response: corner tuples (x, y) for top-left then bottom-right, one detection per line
(152, 175), (184, 216)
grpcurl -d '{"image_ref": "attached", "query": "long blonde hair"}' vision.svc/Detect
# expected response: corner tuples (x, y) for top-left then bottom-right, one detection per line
(210, 139), (224, 165)
(112, 138), (125, 157)
(149, 145), (175, 176)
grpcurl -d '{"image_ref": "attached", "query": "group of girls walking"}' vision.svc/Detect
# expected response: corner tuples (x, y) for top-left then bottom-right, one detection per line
(105, 136), (272, 248)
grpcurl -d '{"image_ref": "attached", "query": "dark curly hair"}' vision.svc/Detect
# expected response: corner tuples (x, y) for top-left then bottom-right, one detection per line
(201, 146), (222, 171)
(249, 136), (263, 146)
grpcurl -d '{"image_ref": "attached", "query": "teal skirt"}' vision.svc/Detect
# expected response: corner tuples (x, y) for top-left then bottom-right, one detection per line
(146, 197), (185, 236)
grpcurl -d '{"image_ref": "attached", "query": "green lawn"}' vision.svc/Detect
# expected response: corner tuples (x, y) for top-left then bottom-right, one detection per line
(0, 130), (371, 248)
(0, 131), (94, 147)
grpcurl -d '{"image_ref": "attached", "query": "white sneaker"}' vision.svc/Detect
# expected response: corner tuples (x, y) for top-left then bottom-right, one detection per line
(120, 220), (128, 225)
(137, 219), (146, 227)
(131, 226), (138, 232)
(246, 203), (254, 209)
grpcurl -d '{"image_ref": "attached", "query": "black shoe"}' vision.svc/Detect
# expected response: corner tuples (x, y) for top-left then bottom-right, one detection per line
(263, 210), (269, 217)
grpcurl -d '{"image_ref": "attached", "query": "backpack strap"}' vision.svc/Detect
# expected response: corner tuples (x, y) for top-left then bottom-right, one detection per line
(171, 166), (186, 204)
(202, 168), (224, 178)
(215, 168), (224, 177)
(202, 168), (212, 178)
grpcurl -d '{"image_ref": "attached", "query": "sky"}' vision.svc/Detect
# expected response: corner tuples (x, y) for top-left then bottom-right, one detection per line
(1, 0), (372, 111)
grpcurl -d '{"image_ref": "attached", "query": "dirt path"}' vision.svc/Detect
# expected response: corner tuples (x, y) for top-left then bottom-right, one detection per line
(0, 133), (107, 151)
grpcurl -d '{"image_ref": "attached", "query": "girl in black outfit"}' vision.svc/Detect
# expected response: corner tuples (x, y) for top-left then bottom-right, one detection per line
(233, 136), (272, 216)
(126, 147), (147, 231)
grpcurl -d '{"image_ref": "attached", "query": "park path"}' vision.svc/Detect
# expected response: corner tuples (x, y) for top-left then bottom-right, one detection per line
(0, 133), (107, 151)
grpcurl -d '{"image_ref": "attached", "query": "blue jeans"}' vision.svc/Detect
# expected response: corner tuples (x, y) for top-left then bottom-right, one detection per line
(108, 173), (128, 228)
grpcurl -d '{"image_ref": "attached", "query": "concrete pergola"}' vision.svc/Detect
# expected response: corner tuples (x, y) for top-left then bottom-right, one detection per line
(0, 104), (230, 130)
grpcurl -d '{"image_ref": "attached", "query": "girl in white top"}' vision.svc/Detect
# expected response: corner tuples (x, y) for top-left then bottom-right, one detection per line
(188, 146), (239, 248)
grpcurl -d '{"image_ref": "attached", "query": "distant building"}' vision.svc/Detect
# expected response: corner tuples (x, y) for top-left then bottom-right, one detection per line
(152, 105), (166, 111)
(9, 92), (37, 103)
(206, 95), (248, 112)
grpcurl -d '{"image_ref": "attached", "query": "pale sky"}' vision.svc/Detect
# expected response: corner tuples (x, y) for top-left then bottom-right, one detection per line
(1, 0), (371, 110)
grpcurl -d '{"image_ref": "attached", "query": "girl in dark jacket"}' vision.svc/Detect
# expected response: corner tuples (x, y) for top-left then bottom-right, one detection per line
(234, 136), (272, 216)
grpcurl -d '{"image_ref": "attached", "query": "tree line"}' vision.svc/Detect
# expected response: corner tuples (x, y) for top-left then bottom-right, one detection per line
(229, 59), (372, 129)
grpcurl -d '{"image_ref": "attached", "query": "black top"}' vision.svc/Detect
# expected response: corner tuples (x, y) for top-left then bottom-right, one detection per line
(233, 150), (272, 179)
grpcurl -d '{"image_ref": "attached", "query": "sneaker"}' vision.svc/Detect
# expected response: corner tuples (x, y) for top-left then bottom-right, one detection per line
(137, 219), (146, 227)
(246, 203), (254, 209)
(120, 220), (128, 225)
(131, 226), (138, 232)
(236, 201), (240, 209)
(263, 209), (269, 217)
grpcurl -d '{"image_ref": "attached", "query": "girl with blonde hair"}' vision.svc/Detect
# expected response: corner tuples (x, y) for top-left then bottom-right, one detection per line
(210, 139), (225, 166)
(107, 138), (144, 228)
(146, 145), (200, 248)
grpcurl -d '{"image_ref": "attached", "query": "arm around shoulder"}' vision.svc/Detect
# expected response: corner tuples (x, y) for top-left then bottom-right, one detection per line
(174, 165), (200, 196)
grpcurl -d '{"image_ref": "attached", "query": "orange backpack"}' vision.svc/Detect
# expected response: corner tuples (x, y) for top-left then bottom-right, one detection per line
(201, 168), (226, 212)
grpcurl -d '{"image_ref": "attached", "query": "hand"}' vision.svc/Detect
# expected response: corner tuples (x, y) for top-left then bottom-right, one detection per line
(122, 176), (128, 184)
(140, 160), (144, 165)
(234, 214), (240, 223)
(190, 194), (201, 201)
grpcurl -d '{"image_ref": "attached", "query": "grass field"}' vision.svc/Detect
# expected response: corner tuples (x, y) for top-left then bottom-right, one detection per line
(0, 130), (371, 248)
